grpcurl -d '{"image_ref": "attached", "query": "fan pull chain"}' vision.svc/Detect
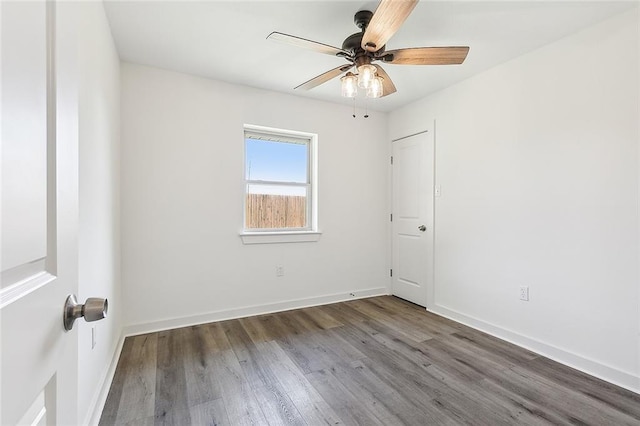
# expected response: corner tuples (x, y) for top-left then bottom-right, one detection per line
(352, 97), (356, 118)
(364, 97), (369, 118)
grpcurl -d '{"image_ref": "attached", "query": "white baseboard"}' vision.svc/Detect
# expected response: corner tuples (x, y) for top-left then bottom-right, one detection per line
(84, 333), (126, 426)
(124, 286), (390, 337)
(430, 303), (640, 394)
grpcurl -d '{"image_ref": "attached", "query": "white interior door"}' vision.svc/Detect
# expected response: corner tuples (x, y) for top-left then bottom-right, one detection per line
(1, 1), (80, 424)
(391, 130), (434, 308)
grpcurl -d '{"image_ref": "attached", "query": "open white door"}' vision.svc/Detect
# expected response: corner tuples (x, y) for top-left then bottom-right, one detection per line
(391, 130), (434, 308)
(1, 1), (80, 424)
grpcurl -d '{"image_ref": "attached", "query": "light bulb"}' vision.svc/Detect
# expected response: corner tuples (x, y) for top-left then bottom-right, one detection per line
(367, 76), (384, 98)
(340, 72), (358, 98)
(357, 64), (377, 89)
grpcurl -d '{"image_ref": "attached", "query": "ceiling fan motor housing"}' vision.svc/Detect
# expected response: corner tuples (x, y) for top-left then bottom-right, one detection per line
(341, 32), (363, 52)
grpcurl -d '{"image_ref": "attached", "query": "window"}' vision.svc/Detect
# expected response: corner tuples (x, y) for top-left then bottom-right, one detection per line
(241, 125), (319, 243)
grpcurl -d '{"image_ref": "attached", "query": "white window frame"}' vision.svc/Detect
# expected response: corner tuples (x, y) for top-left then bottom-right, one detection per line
(240, 124), (321, 244)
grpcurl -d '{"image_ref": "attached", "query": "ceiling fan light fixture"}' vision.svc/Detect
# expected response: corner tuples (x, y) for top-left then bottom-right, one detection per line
(367, 76), (384, 98)
(340, 72), (358, 98)
(357, 64), (377, 89)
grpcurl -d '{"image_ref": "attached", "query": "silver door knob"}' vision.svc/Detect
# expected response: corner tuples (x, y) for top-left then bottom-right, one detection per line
(63, 294), (108, 331)
(418, 225), (426, 232)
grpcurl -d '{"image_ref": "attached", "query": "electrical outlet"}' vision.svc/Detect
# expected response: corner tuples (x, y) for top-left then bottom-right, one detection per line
(276, 265), (284, 277)
(519, 286), (529, 301)
(91, 326), (97, 349)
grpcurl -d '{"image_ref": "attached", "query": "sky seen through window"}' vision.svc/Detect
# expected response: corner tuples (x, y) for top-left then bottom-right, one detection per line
(245, 138), (308, 196)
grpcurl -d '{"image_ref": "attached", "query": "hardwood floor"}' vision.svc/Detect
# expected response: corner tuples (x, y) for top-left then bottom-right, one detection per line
(99, 296), (640, 425)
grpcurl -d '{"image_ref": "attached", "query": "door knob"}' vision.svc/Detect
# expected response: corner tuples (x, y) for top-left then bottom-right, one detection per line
(418, 225), (426, 232)
(63, 294), (108, 331)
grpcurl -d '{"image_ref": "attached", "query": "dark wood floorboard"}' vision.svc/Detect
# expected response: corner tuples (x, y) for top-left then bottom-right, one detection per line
(99, 296), (640, 425)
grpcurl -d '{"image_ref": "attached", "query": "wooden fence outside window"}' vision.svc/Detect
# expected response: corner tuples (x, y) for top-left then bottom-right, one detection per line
(245, 194), (307, 229)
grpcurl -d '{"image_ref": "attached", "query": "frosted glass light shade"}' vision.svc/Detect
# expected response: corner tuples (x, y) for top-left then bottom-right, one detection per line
(340, 72), (358, 97)
(357, 64), (377, 89)
(367, 76), (384, 98)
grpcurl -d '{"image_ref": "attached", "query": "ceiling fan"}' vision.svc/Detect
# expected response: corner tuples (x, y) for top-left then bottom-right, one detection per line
(267, 0), (469, 99)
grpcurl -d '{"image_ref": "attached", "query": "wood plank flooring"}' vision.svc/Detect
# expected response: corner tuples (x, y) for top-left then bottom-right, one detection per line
(99, 296), (640, 425)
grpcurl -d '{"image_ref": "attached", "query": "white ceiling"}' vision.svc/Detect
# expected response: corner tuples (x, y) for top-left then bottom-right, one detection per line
(104, 1), (635, 112)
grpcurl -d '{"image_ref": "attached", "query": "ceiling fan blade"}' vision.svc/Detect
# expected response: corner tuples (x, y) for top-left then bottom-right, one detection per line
(383, 47), (470, 65)
(295, 64), (353, 91)
(268, 32), (349, 57)
(374, 65), (397, 97)
(361, 0), (419, 53)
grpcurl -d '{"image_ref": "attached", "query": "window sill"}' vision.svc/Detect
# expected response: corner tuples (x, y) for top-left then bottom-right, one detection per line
(239, 231), (322, 245)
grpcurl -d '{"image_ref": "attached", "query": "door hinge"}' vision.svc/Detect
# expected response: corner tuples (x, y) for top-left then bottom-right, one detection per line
(390, 156), (393, 165)
(390, 269), (393, 277)
(390, 213), (393, 222)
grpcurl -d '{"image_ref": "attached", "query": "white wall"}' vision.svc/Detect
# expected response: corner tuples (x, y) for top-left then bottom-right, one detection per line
(76, 2), (121, 424)
(120, 63), (389, 329)
(390, 9), (639, 391)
